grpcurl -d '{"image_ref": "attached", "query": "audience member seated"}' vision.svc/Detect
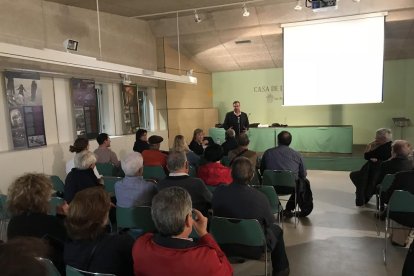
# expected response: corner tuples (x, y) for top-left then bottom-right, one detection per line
(189, 128), (209, 156)
(197, 144), (232, 186)
(65, 151), (101, 204)
(221, 129), (238, 156)
(171, 134), (200, 168)
(132, 187), (233, 276)
(133, 129), (150, 153)
(7, 174), (67, 273)
(94, 133), (121, 167)
(228, 133), (258, 168)
(158, 151), (212, 216)
(115, 152), (158, 208)
(350, 128), (392, 206)
(213, 157), (290, 276)
(66, 137), (101, 178)
(64, 187), (134, 276)
(142, 135), (168, 169)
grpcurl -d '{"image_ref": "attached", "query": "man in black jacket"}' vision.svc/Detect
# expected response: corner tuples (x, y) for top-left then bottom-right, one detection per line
(222, 101), (249, 136)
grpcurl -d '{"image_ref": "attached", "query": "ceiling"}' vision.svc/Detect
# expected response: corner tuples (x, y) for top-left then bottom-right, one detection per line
(45, 0), (414, 72)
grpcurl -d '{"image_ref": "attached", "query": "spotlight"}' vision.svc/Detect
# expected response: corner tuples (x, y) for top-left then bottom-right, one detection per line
(242, 5), (250, 17)
(63, 39), (79, 52)
(294, 0), (303, 11)
(194, 10), (202, 23)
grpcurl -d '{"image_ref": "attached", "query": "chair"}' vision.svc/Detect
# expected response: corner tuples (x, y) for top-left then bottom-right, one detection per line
(206, 185), (216, 193)
(221, 156), (231, 167)
(0, 194), (10, 241)
(143, 166), (166, 181)
(66, 265), (115, 276)
(49, 197), (64, 216)
(383, 190), (414, 264)
(96, 163), (115, 177)
(116, 206), (156, 235)
(263, 170), (298, 227)
(252, 185), (283, 225)
(210, 216), (269, 276)
(375, 174), (395, 235)
(188, 165), (197, 177)
(102, 176), (122, 194)
(49, 175), (64, 196)
(36, 257), (61, 276)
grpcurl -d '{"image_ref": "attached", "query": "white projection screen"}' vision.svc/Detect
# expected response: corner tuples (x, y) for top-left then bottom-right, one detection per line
(282, 13), (386, 106)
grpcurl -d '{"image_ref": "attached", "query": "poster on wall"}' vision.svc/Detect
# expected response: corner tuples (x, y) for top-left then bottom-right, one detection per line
(4, 71), (46, 149)
(121, 84), (140, 134)
(71, 78), (99, 139)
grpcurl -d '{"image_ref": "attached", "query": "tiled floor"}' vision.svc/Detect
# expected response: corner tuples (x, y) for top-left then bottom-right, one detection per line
(233, 170), (408, 276)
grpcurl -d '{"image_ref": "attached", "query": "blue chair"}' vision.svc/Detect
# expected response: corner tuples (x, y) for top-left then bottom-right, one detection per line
(96, 163), (115, 177)
(49, 197), (64, 216)
(102, 176), (122, 194)
(116, 206), (156, 238)
(49, 175), (64, 196)
(252, 185), (283, 225)
(143, 166), (166, 181)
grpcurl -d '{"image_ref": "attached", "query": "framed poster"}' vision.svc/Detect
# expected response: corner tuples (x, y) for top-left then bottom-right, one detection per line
(121, 84), (140, 134)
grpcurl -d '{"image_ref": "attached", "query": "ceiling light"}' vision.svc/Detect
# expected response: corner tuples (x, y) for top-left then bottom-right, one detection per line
(294, 0), (303, 11)
(352, 0), (360, 2)
(194, 10), (202, 23)
(242, 5), (250, 17)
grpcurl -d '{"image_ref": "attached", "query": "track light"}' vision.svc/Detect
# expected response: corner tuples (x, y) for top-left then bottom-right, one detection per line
(242, 4), (250, 17)
(294, 0), (303, 11)
(194, 10), (202, 23)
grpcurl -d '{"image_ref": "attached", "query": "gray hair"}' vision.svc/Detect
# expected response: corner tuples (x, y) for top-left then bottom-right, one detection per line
(231, 157), (254, 185)
(121, 152), (143, 176)
(237, 133), (250, 146)
(74, 151), (97, 170)
(225, 129), (235, 139)
(376, 128), (392, 142)
(167, 151), (187, 173)
(392, 140), (412, 158)
(151, 187), (192, 236)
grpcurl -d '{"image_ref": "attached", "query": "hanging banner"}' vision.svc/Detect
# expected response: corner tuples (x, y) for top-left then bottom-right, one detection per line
(4, 71), (46, 149)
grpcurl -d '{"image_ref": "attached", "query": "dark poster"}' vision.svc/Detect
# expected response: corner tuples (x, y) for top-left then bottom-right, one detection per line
(121, 84), (139, 134)
(71, 78), (99, 139)
(4, 71), (46, 149)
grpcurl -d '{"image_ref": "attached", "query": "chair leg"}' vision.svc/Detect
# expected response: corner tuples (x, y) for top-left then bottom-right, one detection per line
(383, 216), (389, 265)
(376, 194), (381, 236)
(264, 246), (268, 276)
(294, 191), (298, 228)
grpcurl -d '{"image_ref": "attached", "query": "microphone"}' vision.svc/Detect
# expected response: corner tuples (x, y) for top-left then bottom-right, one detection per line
(237, 116), (240, 135)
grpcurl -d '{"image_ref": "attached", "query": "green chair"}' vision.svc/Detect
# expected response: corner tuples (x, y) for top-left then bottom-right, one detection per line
(102, 176), (122, 194)
(143, 166), (166, 181)
(206, 185), (216, 193)
(49, 197), (64, 216)
(0, 194), (10, 241)
(66, 265), (115, 276)
(375, 174), (395, 235)
(383, 190), (414, 264)
(189, 165), (197, 177)
(116, 206), (156, 234)
(49, 175), (64, 195)
(210, 216), (269, 275)
(221, 156), (231, 167)
(263, 170), (298, 227)
(36, 257), (61, 276)
(252, 185), (283, 225)
(96, 163), (115, 177)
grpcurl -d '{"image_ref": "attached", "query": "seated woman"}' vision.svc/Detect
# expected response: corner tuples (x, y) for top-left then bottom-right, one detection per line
(350, 128), (392, 206)
(65, 151), (101, 204)
(197, 144), (232, 186)
(171, 135), (200, 168)
(66, 137), (101, 179)
(189, 128), (208, 156)
(133, 129), (150, 153)
(7, 173), (67, 273)
(64, 187), (134, 275)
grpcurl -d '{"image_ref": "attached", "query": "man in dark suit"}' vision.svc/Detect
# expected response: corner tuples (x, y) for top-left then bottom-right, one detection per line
(212, 157), (290, 276)
(222, 101), (249, 136)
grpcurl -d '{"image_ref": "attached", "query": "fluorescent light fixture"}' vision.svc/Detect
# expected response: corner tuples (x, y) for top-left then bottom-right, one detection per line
(0, 42), (197, 85)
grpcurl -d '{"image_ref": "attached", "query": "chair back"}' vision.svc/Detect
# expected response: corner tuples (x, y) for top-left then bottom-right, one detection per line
(36, 257), (61, 276)
(102, 176), (122, 194)
(378, 174), (395, 193)
(221, 156), (231, 167)
(49, 197), (64, 216)
(206, 185), (216, 193)
(188, 166), (197, 177)
(116, 206), (156, 233)
(49, 175), (65, 194)
(388, 190), (414, 213)
(210, 216), (265, 247)
(252, 185), (281, 214)
(95, 163), (115, 177)
(263, 170), (295, 191)
(143, 166), (166, 181)
(0, 194), (10, 220)
(66, 265), (115, 276)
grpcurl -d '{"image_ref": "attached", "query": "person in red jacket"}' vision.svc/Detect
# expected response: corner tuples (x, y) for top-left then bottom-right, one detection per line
(132, 187), (233, 276)
(197, 144), (232, 186)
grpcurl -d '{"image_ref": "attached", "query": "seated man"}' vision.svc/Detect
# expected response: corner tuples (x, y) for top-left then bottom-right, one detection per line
(94, 133), (121, 167)
(197, 144), (232, 186)
(228, 133), (258, 168)
(221, 129), (238, 156)
(213, 157), (290, 276)
(142, 135), (168, 169)
(158, 151), (212, 216)
(132, 187), (233, 276)
(115, 152), (158, 208)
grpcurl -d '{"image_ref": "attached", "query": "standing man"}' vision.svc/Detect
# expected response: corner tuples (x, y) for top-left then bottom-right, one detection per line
(223, 100), (249, 136)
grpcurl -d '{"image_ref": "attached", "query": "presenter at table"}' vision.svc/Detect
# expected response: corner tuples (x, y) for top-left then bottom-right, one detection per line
(223, 100), (249, 136)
